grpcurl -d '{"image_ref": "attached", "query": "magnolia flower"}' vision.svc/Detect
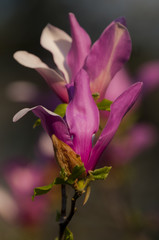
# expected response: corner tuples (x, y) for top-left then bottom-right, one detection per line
(13, 70), (142, 171)
(14, 13), (131, 102)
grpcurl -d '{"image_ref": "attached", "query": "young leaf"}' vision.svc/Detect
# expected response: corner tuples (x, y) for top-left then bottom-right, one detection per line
(32, 182), (54, 200)
(54, 177), (66, 185)
(64, 228), (73, 240)
(97, 99), (113, 111)
(54, 103), (68, 117)
(33, 118), (41, 128)
(60, 168), (68, 181)
(92, 92), (100, 101)
(67, 165), (86, 184)
(89, 166), (112, 180)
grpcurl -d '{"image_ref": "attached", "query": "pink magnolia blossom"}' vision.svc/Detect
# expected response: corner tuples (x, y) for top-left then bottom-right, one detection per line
(14, 13), (131, 102)
(13, 70), (142, 171)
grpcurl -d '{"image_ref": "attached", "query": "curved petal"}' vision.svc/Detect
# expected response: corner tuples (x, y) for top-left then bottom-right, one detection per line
(66, 13), (91, 81)
(84, 20), (132, 100)
(40, 24), (72, 82)
(13, 51), (69, 102)
(105, 68), (132, 101)
(13, 105), (73, 147)
(66, 69), (99, 167)
(86, 82), (143, 170)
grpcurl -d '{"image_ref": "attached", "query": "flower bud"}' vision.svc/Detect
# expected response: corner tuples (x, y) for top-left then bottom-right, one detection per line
(52, 135), (85, 177)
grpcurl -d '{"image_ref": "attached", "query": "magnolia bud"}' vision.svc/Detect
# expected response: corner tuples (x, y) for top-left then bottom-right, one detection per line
(52, 135), (85, 177)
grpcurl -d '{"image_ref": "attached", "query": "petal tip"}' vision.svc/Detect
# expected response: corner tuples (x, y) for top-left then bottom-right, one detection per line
(12, 108), (30, 122)
(115, 17), (127, 27)
(13, 50), (26, 62)
(68, 12), (75, 18)
(134, 81), (143, 91)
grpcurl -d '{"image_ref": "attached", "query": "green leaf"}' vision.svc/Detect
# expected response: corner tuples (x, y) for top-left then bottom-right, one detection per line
(33, 165), (86, 200)
(76, 179), (87, 192)
(32, 176), (67, 200)
(92, 92), (100, 100)
(32, 182), (54, 200)
(67, 165), (86, 184)
(54, 104), (68, 117)
(60, 168), (68, 181)
(97, 99), (113, 111)
(64, 228), (73, 240)
(89, 166), (112, 180)
(54, 177), (66, 185)
(33, 118), (41, 128)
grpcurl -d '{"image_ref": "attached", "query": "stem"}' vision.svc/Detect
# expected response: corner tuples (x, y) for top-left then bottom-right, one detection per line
(59, 189), (81, 240)
(60, 184), (67, 221)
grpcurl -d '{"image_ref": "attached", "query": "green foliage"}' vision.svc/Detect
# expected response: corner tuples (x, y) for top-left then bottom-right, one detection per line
(97, 99), (113, 111)
(54, 177), (66, 185)
(64, 228), (73, 240)
(92, 92), (100, 101)
(89, 166), (112, 180)
(32, 165), (111, 203)
(75, 166), (111, 196)
(67, 165), (86, 184)
(32, 182), (54, 200)
(54, 103), (68, 117)
(32, 165), (86, 199)
(60, 168), (69, 181)
(33, 118), (41, 128)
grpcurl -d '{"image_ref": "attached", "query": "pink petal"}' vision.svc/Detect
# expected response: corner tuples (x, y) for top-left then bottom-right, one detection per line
(86, 82), (143, 170)
(105, 68), (132, 101)
(66, 69), (99, 167)
(13, 105), (73, 147)
(66, 13), (91, 81)
(84, 20), (131, 100)
(40, 23), (72, 82)
(13, 51), (69, 102)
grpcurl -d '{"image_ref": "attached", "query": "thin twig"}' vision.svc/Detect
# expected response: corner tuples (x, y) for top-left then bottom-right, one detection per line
(60, 184), (67, 222)
(59, 190), (81, 240)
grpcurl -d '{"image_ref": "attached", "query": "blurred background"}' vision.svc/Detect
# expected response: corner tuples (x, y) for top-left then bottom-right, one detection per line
(0, 0), (159, 239)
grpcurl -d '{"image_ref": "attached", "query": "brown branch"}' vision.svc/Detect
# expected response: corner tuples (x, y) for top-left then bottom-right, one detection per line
(59, 190), (81, 240)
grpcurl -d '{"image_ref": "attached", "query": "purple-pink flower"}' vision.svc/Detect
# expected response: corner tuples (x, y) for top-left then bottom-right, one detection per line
(13, 13), (143, 172)
(13, 69), (142, 171)
(13, 13), (131, 102)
